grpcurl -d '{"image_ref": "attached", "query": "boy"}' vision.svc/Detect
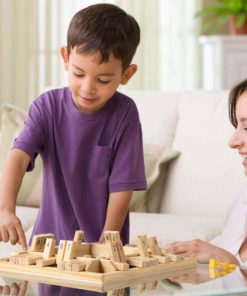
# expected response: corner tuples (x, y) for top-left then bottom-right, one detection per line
(0, 3), (146, 249)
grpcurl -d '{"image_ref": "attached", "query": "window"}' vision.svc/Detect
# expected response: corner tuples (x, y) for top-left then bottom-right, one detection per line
(0, 0), (202, 108)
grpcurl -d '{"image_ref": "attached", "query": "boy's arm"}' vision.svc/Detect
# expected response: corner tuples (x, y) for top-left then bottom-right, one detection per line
(0, 148), (31, 250)
(99, 191), (132, 243)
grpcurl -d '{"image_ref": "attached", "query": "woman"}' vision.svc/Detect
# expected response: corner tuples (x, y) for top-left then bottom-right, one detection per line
(167, 79), (247, 265)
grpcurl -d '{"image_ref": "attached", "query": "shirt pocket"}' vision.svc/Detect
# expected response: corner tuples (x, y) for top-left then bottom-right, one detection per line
(88, 145), (113, 182)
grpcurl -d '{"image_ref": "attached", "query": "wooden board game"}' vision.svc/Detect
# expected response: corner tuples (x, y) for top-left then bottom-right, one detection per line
(0, 231), (196, 292)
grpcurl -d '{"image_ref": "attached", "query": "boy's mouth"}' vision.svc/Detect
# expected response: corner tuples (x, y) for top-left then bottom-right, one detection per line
(79, 96), (97, 103)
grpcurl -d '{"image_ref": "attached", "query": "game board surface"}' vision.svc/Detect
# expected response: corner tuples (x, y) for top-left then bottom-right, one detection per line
(0, 231), (196, 292)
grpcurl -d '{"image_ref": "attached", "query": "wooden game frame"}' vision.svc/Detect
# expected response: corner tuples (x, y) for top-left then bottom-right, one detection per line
(0, 231), (197, 292)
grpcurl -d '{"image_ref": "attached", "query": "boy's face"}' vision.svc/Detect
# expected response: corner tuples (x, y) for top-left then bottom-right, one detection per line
(61, 47), (137, 113)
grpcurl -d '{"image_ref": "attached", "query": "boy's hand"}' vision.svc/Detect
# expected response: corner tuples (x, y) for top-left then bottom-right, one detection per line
(0, 210), (27, 250)
(0, 281), (28, 296)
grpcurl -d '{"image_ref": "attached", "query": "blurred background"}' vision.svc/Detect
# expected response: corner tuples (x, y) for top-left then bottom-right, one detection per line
(0, 0), (245, 109)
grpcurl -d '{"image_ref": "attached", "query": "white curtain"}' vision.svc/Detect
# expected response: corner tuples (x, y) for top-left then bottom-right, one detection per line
(0, 0), (36, 109)
(0, 0), (202, 109)
(159, 0), (202, 90)
(116, 0), (202, 91)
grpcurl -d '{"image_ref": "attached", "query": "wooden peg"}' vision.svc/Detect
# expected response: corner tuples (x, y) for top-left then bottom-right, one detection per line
(107, 290), (118, 296)
(100, 259), (117, 273)
(73, 230), (84, 244)
(90, 243), (109, 258)
(135, 283), (146, 292)
(63, 241), (77, 261)
(146, 281), (157, 290)
(117, 289), (125, 296)
(152, 255), (170, 263)
(106, 242), (121, 262)
(104, 231), (126, 262)
(71, 261), (85, 272)
(110, 232), (126, 263)
(104, 231), (112, 242)
(43, 238), (56, 259)
(108, 231), (121, 243)
(148, 237), (161, 255)
(64, 260), (72, 271)
(30, 233), (54, 252)
(22, 254), (43, 265)
(114, 261), (129, 271)
(107, 289), (125, 296)
(126, 256), (148, 268)
(166, 253), (183, 262)
(36, 257), (56, 268)
(85, 259), (100, 272)
(56, 240), (67, 264)
(116, 242), (127, 263)
(74, 243), (91, 257)
(137, 235), (150, 257)
(63, 259), (85, 271)
(57, 262), (65, 270)
(10, 251), (28, 257)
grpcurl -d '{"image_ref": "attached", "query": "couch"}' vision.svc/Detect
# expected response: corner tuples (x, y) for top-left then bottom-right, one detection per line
(0, 89), (246, 256)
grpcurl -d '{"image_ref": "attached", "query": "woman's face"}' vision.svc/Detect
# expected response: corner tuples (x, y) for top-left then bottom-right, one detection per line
(229, 91), (247, 175)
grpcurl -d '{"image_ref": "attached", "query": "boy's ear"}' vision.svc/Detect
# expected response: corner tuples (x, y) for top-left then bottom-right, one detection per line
(60, 46), (69, 71)
(120, 64), (138, 85)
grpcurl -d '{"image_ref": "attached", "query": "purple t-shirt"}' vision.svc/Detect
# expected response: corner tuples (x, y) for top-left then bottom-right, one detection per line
(13, 87), (146, 244)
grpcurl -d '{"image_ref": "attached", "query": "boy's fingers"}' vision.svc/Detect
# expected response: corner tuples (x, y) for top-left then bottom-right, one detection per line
(8, 227), (19, 245)
(18, 281), (28, 296)
(10, 282), (19, 295)
(16, 226), (27, 250)
(1, 228), (9, 242)
(2, 285), (10, 295)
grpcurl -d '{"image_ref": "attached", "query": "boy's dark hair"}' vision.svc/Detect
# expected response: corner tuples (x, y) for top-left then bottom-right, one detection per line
(229, 78), (247, 127)
(67, 3), (140, 70)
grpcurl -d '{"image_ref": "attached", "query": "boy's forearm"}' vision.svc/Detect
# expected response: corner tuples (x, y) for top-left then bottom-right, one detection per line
(101, 191), (132, 239)
(0, 149), (30, 212)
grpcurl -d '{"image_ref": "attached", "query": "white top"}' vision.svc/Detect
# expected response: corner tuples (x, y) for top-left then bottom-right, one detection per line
(211, 186), (247, 264)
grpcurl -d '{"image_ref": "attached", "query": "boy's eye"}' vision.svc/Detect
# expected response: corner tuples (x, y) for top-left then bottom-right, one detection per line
(98, 79), (111, 84)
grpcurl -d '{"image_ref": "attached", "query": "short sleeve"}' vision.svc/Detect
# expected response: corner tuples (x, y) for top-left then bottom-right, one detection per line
(12, 99), (45, 171)
(109, 106), (147, 192)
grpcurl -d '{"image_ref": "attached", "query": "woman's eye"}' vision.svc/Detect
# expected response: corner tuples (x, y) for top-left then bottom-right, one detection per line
(74, 73), (84, 78)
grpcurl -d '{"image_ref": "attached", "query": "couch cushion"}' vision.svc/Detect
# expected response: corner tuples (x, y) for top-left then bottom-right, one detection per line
(0, 104), (42, 207)
(16, 205), (39, 232)
(129, 212), (223, 247)
(125, 90), (181, 147)
(160, 90), (247, 217)
(130, 146), (180, 212)
(126, 90), (182, 212)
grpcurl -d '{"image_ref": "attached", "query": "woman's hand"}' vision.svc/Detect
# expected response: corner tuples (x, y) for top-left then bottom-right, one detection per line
(166, 239), (239, 265)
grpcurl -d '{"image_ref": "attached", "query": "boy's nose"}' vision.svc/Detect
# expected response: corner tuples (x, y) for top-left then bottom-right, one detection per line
(81, 79), (95, 96)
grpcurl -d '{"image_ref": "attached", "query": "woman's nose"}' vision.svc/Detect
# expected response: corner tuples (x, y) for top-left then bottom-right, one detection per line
(229, 131), (242, 149)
